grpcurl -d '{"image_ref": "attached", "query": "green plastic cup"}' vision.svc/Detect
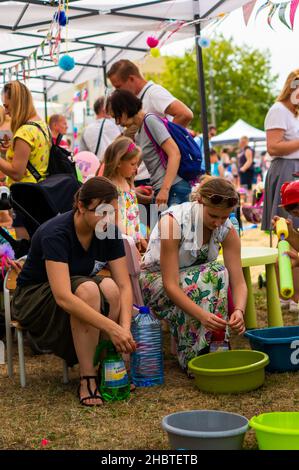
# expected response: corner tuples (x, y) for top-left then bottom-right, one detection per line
(250, 412), (299, 450)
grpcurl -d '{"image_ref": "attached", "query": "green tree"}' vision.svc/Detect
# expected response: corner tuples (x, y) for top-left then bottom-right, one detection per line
(146, 35), (278, 133)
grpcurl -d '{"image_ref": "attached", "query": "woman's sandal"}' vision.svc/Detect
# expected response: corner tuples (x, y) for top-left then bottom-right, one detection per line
(77, 375), (103, 407)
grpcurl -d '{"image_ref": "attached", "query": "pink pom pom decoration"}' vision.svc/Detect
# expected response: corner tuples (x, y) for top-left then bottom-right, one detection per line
(146, 36), (159, 48)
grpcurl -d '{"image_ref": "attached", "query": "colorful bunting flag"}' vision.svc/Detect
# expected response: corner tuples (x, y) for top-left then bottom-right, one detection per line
(243, 1), (257, 25)
(267, 2), (279, 29)
(279, 2), (292, 29)
(290, 0), (299, 29)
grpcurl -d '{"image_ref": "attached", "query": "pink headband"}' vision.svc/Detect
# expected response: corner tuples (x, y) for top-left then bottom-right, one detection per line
(127, 142), (136, 153)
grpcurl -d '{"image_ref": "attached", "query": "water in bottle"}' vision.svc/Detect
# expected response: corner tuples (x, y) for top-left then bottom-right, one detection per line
(94, 340), (130, 402)
(130, 305), (164, 387)
(229, 212), (240, 236)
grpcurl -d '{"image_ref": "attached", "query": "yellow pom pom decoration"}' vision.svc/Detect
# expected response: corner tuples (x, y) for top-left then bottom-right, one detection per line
(150, 47), (160, 58)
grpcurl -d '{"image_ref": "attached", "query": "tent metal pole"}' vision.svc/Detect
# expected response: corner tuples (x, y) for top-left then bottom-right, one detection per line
(194, 2), (210, 174)
(102, 47), (108, 88)
(43, 76), (48, 122)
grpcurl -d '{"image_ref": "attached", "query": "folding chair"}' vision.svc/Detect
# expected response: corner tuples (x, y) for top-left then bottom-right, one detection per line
(4, 257), (69, 387)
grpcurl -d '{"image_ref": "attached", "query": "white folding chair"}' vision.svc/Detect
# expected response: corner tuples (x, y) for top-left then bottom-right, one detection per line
(4, 256), (69, 387)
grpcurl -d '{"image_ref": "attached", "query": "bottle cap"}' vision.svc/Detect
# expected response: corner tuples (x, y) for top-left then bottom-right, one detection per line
(139, 306), (150, 314)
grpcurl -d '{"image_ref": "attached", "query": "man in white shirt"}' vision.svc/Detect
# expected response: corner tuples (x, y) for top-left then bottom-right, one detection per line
(107, 59), (193, 185)
(79, 97), (121, 162)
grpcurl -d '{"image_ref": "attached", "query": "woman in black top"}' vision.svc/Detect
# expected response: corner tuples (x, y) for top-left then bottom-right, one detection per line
(11, 177), (136, 406)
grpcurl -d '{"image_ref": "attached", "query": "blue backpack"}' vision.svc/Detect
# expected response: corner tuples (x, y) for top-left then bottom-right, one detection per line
(143, 113), (203, 181)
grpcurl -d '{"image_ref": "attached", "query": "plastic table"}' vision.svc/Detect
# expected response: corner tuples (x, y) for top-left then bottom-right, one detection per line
(220, 247), (283, 329)
(241, 247), (283, 328)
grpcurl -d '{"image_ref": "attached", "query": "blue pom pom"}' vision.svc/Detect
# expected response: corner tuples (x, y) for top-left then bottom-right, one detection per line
(58, 10), (67, 26)
(198, 37), (210, 48)
(54, 10), (67, 26)
(59, 55), (75, 71)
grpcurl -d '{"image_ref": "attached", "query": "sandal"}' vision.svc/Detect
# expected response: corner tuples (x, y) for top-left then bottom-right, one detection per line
(77, 375), (103, 407)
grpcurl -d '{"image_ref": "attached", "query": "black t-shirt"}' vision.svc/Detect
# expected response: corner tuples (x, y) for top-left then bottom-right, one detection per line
(17, 210), (125, 287)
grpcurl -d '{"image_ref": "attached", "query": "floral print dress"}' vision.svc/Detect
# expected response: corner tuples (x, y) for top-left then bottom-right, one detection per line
(139, 202), (231, 371)
(117, 188), (142, 243)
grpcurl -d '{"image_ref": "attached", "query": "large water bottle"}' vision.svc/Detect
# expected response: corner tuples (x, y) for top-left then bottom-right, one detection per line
(229, 212), (240, 236)
(130, 305), (164, 387)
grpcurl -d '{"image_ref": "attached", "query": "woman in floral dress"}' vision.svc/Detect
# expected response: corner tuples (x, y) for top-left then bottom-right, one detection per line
(139, 177), (247, 370)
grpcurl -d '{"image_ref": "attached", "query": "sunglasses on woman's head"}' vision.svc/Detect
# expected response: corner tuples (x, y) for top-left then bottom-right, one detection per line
(206, 194), (239, 207)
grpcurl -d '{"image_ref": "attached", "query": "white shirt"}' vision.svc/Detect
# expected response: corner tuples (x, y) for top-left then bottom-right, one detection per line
(135, 81), (175, 181)
(79, 118), (121, 162)
(265, 101), (299, 160)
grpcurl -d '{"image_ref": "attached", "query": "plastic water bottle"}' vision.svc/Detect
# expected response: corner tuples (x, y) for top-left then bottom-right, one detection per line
(130, 305), (164, 387)
(229, 212), (240, 236)
(93, 340), (130, 402)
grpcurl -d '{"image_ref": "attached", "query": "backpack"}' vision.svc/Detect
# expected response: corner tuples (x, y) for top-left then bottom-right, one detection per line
(25, 121), (79, 182)
(143, 113), (203, 181)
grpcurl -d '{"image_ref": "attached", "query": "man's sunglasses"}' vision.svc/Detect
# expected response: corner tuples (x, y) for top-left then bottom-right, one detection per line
(206, 194), (239, 207)
(284, 203), (299, 212)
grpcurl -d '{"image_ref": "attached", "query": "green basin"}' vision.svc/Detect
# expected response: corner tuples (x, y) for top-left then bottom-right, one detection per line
(250, 412), (299, 450)
(188, 350), (269, 394)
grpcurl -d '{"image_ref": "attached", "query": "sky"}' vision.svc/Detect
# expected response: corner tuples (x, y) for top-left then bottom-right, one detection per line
(162, 0), (299, 89)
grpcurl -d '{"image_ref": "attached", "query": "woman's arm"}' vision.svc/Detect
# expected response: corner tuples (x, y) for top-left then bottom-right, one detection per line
(45, 260), (135, 353)
(267, 129), (299, 157)
(160, 215), (227, 331)
(108, 256), (133, 331)
(218, 163), (225, 178)
(222, 228), (247, 334)
(240, 148), (253, 172)
(155, 137), (181, 206)
(0, 138), (31, 181)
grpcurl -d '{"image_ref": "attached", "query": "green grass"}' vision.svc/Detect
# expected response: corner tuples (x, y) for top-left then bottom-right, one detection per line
(0, 288), (299, 450)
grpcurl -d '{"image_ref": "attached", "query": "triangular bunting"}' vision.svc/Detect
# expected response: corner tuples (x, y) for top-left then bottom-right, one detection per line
(290, 0), (299, 29)
(279, 2), (292, 30)
(243, 1), (257, 26)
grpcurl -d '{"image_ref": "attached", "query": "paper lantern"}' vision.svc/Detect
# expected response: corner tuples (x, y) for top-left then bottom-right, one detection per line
(58, 55), (75, 71)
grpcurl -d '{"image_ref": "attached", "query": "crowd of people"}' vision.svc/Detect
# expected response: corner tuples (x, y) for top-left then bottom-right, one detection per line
(1, 61), (299, 406)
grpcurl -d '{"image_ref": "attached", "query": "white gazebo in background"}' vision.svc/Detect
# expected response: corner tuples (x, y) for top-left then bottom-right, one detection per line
(210, 119), (266, 146)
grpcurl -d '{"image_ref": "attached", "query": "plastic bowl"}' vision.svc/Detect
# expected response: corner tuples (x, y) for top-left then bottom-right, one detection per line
(250, 412), (299, 450)
(188, 350), (269, 394)
(245, 326), (299, 372)
(162, 410), (249, 450)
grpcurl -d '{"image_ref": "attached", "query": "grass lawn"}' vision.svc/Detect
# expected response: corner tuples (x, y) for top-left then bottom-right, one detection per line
(0, 227), (298, 450)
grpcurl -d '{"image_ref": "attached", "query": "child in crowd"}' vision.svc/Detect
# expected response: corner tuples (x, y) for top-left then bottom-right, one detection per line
(103, 137), (147, 251)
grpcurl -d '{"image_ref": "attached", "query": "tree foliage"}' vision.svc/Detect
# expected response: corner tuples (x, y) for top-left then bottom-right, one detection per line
(146, 35), (278, 132)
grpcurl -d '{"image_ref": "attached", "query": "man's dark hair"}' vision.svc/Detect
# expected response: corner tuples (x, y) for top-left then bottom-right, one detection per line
(93, 97), (105, 115)
(109, 89), (142, 121)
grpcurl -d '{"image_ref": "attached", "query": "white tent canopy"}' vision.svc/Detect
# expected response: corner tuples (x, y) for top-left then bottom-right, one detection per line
(0, 0), (249, 98)
(210, 119), (266, 146)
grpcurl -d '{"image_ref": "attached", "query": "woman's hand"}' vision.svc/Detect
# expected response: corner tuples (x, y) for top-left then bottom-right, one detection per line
(155, 187), (169, 207)
(109, 323), (137, 354)
(199, 311), (227, 332)
(6, 258), (23, 274)
(228, 310), (245, 335)
(284, 250), (299, 268)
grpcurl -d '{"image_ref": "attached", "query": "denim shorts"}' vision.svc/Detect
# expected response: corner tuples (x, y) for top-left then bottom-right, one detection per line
(167, 179), (191, 206)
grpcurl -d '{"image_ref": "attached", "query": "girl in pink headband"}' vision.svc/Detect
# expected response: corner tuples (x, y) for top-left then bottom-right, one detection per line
(103, 136), (147, 252)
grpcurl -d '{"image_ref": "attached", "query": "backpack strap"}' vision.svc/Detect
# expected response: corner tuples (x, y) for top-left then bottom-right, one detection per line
(94, 118), (106, 156)
(143, 113), (168, 168)
(25, 121), (51, 182)
(139, 83), (154, 102)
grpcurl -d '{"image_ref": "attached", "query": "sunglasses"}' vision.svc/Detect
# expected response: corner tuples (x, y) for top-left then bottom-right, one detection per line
(206, 194), (239, 207)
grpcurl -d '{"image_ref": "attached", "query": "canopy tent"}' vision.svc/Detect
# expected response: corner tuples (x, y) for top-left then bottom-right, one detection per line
(0, 0), (250, 171)
(210, 118), (266, 146)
